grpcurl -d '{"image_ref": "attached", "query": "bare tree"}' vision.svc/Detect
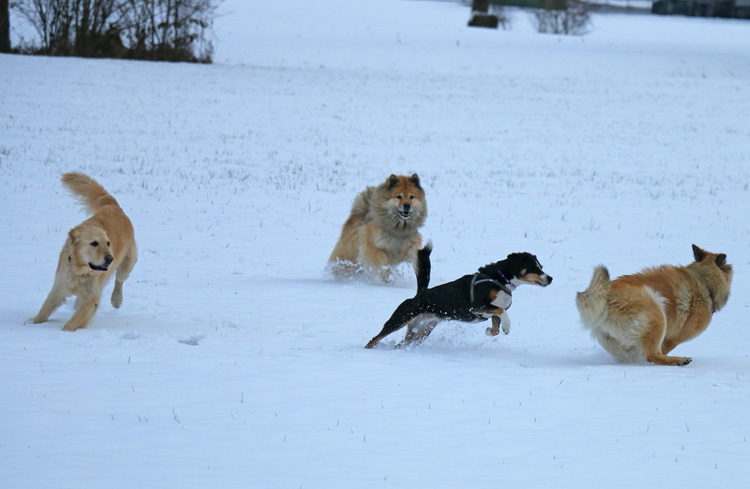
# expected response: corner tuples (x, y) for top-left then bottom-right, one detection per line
(12, 0), (218, 61)
(120, 0), (216, 62)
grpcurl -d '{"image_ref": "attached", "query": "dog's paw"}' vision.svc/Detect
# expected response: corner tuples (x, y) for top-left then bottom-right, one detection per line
(485, 326), (500, 337)
(678, 357), (693, 366)
(379, 270), (393, 283)
(62, 322), (83, 332)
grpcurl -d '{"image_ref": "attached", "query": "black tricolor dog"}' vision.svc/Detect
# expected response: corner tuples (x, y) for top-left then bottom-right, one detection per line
(364, 244), (552, 349)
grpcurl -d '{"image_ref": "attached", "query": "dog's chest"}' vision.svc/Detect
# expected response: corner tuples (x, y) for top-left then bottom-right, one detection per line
(490, 289), (512, 310)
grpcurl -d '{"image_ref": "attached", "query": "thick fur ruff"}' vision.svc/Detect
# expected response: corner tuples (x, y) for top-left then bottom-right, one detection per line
(29, 172), (138, 331)
(329, 174), (427, 283)
(576, 245), (732, 366)
(365, 250), (552, 349)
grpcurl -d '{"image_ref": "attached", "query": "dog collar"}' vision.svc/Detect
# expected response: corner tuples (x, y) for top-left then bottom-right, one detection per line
(496, 270), (517, 290)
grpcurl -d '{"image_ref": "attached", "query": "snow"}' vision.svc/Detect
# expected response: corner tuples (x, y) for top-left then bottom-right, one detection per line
(2, 1), (750, 487)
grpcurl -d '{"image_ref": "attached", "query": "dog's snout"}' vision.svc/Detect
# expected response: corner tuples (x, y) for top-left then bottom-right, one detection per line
(402, 203), (411, 211)
(547, 275), (553, 284)
(104, 255), (114, 265)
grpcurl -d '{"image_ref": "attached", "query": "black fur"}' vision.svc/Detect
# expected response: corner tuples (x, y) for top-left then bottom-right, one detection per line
(365, 251), (551, 349)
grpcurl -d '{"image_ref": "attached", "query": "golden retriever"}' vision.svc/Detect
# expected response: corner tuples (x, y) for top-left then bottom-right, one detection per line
(29, 172), (138, 331)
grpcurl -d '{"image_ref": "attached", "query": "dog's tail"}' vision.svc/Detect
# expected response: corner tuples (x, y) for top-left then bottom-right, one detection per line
(61, 172), (119, 215)
(416, 239), (432, 293)
(575, 265), (611, 329)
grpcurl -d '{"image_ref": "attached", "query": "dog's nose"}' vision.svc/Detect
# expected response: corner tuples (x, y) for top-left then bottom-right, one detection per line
(104, 255), (114, 265)
(402, 203), (411, 211)
(547, 275), (553, 284)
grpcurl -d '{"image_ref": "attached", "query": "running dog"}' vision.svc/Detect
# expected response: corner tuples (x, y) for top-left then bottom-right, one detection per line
(29, 172), (138, 331)
(576, 245), (732, 366)
(365, 246), (552, 348)
(329, 174), (428, 286)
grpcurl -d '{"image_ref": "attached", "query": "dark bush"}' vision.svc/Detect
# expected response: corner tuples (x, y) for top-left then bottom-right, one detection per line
(13, 0), (219, 62)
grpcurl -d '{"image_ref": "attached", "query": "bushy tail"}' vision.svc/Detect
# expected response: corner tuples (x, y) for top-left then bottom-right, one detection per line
(416, 239), (432, 293)
(61, 172), (119, 215)
(575, 265), (611, 328)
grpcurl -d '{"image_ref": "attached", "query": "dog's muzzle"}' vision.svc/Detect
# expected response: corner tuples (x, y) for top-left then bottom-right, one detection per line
(89, 254), (114, 272)
(537, 274), (553, 286)
(398, 204), (413, 219)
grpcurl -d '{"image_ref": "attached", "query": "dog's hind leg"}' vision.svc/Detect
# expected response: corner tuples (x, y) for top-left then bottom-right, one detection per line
(365, 296), (427, 349)
(400, 314), (440, 347)
(111, 245), (137, 309)
(639, 305), (692, 366)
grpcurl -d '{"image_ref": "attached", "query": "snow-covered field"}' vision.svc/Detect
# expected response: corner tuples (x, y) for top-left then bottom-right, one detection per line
(2, 1), (750, 487)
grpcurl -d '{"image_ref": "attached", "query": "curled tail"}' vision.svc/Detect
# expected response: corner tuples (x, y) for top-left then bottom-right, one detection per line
(416, 239), (432, 293)
(61, 172), (119, 215)
(575, 265), (611, 328)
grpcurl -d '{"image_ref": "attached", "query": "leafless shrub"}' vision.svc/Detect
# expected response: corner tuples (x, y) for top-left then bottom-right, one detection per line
(530, 1), (592, 36)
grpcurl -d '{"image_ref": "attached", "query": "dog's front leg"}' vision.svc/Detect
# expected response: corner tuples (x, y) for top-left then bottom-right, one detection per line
(29, 287), (67, 324)
(488, 316), (502, 336)
(470, 306), (505, 336)
(62, 291), (102, 331)
(483, 310), (510, 336)
(499, 310), (511, 335)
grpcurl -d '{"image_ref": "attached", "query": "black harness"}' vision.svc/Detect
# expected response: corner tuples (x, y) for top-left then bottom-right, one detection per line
(468, 270), (515, 321)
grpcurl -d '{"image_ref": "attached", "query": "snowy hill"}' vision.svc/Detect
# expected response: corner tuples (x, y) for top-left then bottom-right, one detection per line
(1, 1), (750, 487)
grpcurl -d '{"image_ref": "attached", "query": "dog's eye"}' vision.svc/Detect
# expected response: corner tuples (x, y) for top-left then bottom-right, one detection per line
(91, 241), (99, 247)
(409, 195), (414, 200)
(396, 194), (402, 200)
(107, 241), (111, 247)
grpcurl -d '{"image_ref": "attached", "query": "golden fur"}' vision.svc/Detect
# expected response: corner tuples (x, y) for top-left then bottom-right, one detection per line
(329, 174), (427, 282)
(29, 172), (138, 331)
(576, 245), (732, 366)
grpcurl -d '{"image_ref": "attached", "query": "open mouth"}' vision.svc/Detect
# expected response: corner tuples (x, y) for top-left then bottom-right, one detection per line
(89, 263), (109, 272)
(398, 209), (412, 219)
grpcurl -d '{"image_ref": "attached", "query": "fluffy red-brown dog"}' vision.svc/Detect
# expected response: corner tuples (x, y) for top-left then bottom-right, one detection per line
(328, 174), (428, 284)
(576, 245), (732, 366)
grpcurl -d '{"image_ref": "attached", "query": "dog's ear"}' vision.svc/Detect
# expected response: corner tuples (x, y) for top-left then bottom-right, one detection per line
(409, 173), (421, 189)
(68, 228), (81, 243)
(692, 244), (707, 262)
(716, 253), (727, 267)
(386, 174), (399, 189)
